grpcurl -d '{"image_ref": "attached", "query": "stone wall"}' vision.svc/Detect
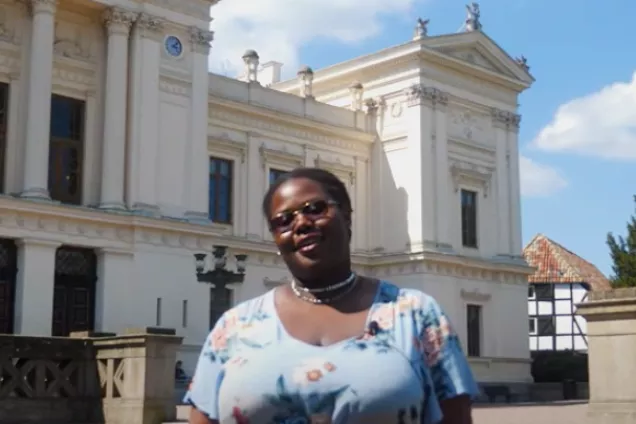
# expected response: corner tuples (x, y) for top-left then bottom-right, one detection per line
(0, 328), (182, 424)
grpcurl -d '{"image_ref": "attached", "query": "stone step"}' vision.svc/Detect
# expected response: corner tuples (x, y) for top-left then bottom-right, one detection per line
(162, 404), (191, 423)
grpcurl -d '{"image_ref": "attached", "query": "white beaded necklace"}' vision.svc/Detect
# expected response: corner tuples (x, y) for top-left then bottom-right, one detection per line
(291, 272), (357, 304)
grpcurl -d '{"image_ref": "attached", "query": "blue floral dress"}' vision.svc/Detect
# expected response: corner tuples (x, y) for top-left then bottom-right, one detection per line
(184, 281), (479, 423)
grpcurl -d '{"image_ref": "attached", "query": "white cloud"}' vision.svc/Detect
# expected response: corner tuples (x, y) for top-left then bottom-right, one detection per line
(208, 0), (419, 77)
(520, 156), (568, 197)
(532, 71), (636, 159)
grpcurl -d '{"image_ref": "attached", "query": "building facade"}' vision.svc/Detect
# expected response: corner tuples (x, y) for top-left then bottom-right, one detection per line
(0, 0), (533, 384)
(524, 234), (611, 351)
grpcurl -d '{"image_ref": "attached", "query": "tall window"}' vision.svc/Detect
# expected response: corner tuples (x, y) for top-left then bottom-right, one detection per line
(49, 94), (85, 205)
(269, 168), (288, 185)
(461, 189), (478, 248)
(0, 83), (9, 193)
(466, 304), (482, 357)
(209, 157), (233, 223)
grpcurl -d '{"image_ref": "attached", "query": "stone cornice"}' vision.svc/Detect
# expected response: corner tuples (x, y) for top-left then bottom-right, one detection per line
(189, 26), (213, 54)
(492, 107), (521, 131)
(208, 97), (375, 155)
(0, 196), (531, 283)
(136, 13), (164, 39)
(404, 84), (448, 107)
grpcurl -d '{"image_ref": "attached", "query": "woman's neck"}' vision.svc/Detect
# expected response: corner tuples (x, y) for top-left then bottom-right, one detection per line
(294, 264), (352, 290)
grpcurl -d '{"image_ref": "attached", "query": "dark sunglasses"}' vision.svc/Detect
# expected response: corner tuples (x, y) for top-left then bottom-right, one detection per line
(269, 199), (338, 233)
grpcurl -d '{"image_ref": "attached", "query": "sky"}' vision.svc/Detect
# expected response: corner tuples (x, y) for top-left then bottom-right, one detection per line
(207, 0), (636, 277)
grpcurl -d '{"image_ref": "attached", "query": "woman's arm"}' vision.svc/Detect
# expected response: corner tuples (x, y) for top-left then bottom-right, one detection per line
(439, 395), (472, 424)
(189, 406), (218, 424)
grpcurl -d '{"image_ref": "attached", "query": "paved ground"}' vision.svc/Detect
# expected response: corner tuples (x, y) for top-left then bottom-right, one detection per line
(473, 402), (588, 424)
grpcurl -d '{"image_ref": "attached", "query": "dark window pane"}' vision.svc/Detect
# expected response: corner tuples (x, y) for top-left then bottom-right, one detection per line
(0, 83), (9, 193)
(209, 157), (233, 223)
(537, 316), (555, 336)
(460, 189), (478, 248)
(535, 285), (553, 300)
(49, 95), (84, 205)
(466, 304), (481, 357)
(269, 168), (288, 185)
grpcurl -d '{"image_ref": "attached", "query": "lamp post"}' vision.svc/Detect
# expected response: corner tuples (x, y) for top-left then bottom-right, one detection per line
(193, 245), (247, 328)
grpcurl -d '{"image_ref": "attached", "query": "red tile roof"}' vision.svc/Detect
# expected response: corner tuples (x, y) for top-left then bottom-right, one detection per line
(523, 234), (611, 292)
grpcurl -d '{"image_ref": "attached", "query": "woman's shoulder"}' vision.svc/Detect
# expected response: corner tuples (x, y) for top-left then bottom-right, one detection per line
(375, 280), (442, 312)
(217, 289), (273, 325)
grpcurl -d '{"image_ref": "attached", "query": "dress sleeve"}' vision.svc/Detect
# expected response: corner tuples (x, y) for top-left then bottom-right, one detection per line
(183, 315), (229, 419)
(415, 294), (480, 402)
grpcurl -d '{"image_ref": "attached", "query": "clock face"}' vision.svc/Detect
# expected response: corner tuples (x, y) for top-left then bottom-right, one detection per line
(165, 35), (183, 57)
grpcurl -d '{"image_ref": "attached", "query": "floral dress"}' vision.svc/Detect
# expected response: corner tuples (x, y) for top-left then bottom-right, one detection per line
(184, 281), (479, 423)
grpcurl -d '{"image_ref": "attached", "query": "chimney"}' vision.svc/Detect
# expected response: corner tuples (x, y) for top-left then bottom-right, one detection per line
(259, 61), (283, 86)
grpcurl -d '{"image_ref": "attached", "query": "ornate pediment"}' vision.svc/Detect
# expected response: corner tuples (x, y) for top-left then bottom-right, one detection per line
(424, 31), (534, 85)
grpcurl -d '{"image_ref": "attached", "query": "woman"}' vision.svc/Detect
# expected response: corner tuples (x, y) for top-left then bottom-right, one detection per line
(185, 167), (478, 423)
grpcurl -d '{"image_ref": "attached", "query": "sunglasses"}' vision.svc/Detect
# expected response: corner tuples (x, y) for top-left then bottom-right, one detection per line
(269, 199), (338, 233)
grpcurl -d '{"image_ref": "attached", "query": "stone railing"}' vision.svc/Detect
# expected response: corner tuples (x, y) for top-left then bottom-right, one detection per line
(0, 328), (182, 424)
(577, 287), (636, 424)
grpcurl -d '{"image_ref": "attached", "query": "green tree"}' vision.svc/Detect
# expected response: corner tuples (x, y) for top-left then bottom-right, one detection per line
(607, 195), (636, 287)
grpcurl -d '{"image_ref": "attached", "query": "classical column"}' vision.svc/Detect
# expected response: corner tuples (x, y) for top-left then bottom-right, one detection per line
(126, 13), (163, 215)
(13, 239), (60, 335)
(21, 0), (57, 199)
(184, 27), (214, 223)
(403, 84), (447, 251)
(100, 8), (135, 210)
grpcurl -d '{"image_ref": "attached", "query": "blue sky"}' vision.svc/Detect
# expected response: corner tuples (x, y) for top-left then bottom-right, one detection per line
(209, 0), (636, 276)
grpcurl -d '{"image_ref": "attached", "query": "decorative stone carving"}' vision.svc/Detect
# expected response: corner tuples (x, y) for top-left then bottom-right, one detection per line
(314, 155), (356, 185)
(464, 2), (481, 31)
(364, 98), (379, 115)
(136, 13), (163, 39)
(448, 108), (489, 141)
(449, 159), (493, 197)
(491, 108), (521, 129)
(189, 26), (213, 54)
(28, 0), (57, 15)
(515, 55), (529, 71)
(103, 7), (136, 35)
(0, 7), (18, 44)
(461, 288), (492, 302)
(53, 23), (93, 61)
(404, 84), (448, 107)
(297, 65), (314, 98)
(413, 17), (429, 40)
(259, 143), (303, 170)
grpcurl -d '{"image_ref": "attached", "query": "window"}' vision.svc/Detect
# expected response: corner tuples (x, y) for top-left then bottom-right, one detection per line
(528, 285), (536, 299)
(466, 304), (482, 357)
(49, 94), (85, 205)
(535, 284), (553, 301)
(529, 318), (537, 334)
(460, 189), (478, 248)
(537, 316), (555, 336)
(182, 299), (188, 328)
(156, 297), (162, 326)
(0, 83), (9, 193)
(209, 157), (233, 223)
(269, 168), (288, 185)
(209, 285), (232, 330)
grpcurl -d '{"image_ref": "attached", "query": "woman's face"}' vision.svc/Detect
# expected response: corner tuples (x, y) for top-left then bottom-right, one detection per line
(268, 177), (350, 281)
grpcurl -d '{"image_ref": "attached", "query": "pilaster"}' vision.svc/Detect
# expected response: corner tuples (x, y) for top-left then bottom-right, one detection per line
(492, 108), (522, 255)
(95, 248), (134, 334)
(184, 27), (214, 223)
(126, 13), (164, 216)
(13, 238), (61, 335)
(20, 0), (57, 200)
(100, 7), (135, 210)
(403, 84), (448, 251)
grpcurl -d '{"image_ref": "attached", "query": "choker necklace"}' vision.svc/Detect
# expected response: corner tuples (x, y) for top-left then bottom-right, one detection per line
(291, 273), (357, 304)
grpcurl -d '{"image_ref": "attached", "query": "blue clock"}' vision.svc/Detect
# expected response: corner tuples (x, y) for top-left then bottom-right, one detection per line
(165, 35), (183, 57)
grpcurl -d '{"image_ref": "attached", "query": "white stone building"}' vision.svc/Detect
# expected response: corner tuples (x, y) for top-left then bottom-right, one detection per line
(0, 0), (534, 384)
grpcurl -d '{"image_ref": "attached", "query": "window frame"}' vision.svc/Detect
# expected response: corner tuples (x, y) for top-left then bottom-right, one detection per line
(460, 188), (478, 248)
(466, 303), (482, 357)
(208, 156), (234, 224)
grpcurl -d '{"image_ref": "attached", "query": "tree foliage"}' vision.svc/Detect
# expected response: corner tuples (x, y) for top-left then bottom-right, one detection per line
(607, 195), (636, 287)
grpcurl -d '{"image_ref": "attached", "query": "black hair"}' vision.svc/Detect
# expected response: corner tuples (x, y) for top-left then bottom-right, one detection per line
(262, 167), (353, 223)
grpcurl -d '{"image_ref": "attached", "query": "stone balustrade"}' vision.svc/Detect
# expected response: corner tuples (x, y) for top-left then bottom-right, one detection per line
(0, 328), (182, 424)
(577, 287), (636, 424)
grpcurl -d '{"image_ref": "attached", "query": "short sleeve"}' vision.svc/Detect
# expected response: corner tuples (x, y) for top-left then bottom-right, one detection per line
(183, 315), (229, 419)
(414, 294), (480, 402)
